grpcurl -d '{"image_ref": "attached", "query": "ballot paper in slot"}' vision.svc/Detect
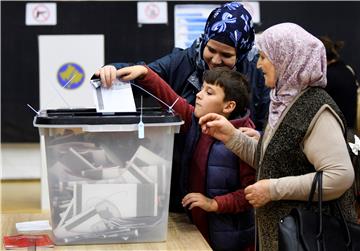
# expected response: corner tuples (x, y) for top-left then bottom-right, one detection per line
(91, 78), (136, 113)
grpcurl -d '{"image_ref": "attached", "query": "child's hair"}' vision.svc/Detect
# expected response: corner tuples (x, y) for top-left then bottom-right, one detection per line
(203, 67), (250, 119)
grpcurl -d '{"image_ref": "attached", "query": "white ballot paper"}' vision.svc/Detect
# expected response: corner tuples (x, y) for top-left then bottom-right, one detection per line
(91, 78), (136, 113)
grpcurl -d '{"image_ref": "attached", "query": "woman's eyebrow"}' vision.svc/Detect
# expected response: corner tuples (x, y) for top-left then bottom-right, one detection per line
(206, 44), (215, 51)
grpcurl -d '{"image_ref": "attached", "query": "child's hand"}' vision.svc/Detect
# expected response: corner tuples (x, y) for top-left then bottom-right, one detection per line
(182, 193), (218, 212)
(118, 65), (148, 81)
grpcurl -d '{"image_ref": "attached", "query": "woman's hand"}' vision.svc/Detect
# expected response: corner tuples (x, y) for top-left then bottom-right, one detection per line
(239, 127), (260, 141)
(244, 179), (271, 208)
(198, 113), (237, 144)
(182, 193), (218, 212)
(94, 65), (148, 88)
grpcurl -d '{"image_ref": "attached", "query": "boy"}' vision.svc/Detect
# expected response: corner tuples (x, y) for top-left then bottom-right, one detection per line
(98, 65), (255, 251)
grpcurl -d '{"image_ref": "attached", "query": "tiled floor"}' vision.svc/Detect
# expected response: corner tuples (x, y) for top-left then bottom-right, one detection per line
(1, 179), (41, 213)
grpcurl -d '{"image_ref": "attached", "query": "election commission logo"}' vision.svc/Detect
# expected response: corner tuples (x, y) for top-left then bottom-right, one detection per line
(57, 63), (85, 89)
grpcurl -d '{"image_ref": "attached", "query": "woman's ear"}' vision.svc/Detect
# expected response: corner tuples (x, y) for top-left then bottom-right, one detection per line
(223, 100), (236, 115)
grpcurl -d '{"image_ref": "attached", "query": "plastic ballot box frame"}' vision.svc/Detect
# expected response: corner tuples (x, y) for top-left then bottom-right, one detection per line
(34, 108), (183, 245)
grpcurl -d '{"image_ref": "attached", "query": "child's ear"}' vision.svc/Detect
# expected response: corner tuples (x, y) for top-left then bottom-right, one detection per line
(223, 101), (236, 115)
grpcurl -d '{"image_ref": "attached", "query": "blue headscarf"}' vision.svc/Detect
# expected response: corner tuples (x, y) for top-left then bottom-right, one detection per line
(200, 2), (255, 64)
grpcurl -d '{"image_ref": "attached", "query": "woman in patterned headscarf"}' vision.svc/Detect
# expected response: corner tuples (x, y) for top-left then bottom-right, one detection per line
(200, 2), (255, 68)
(199, 23), (356, 250)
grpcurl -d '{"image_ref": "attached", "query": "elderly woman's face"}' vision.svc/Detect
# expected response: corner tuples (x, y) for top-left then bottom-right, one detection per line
(203, 39), (236, 70)
(257, 51), (277, 88)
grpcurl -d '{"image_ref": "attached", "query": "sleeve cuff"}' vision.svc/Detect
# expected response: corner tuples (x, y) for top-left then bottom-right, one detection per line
(225, 129), (241, 150)
(269, 178), (280, 201)
(213, 196), (224, 213)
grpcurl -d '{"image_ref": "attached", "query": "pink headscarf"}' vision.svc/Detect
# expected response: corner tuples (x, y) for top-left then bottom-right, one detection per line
(256, 23), (327, 128)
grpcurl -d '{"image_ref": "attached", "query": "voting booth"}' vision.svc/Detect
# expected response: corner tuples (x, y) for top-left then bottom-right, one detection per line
(34, 108), (183, 245)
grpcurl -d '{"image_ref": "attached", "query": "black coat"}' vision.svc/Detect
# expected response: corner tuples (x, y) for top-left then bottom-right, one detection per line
(325, 60), (358, 129)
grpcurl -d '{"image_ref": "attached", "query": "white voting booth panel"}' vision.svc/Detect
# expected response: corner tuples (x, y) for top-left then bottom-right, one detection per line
(38, 35), (104, 210)
(39, 34), (104, 110)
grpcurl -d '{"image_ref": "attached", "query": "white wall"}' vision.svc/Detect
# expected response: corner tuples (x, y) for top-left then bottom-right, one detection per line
(1, 143), (42, 179)
(1, 143), (50, 209)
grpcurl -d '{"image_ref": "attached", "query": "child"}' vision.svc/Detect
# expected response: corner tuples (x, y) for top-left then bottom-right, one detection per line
(100, 65), (255, 251)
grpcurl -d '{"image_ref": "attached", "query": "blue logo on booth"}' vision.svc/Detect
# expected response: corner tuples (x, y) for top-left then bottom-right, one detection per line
(57, 63), (85, 89)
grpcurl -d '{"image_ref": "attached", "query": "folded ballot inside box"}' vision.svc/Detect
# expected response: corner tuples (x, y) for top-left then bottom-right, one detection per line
(72, 183), (158, 218)
(49, 145), (167, 244)
(53, 183), (157, 239)
(33, 108), (183, 245)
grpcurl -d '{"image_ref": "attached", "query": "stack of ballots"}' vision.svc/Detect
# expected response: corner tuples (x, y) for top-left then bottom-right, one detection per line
(34, 78), (183, 245)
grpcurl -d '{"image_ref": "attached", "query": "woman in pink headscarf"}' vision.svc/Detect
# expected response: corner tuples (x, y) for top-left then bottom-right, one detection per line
(198, 23), (356, 250)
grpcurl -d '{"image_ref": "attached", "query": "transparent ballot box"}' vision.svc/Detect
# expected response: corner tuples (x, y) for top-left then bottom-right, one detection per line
(34, 108), (183, 245)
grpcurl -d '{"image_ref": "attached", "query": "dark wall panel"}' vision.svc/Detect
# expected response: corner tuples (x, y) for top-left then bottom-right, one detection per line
(259, 1), (360, 80)
(2, 1), (360, 142)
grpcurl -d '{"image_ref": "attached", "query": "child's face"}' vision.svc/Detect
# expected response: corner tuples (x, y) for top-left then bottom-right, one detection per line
(194, 82), (229, 118)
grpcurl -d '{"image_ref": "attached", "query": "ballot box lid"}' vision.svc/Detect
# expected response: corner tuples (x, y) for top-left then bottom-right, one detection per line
(34, 108), (183, 126)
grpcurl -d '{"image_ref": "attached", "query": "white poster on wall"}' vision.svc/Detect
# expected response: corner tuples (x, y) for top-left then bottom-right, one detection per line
(137, 2), (168, 24)
(26, 3), (57, 26)
(174, 4), (219, 49)
(174, 3), (261, 49)
(38, 35), (104, 110)
(242, 2), (261, 24)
